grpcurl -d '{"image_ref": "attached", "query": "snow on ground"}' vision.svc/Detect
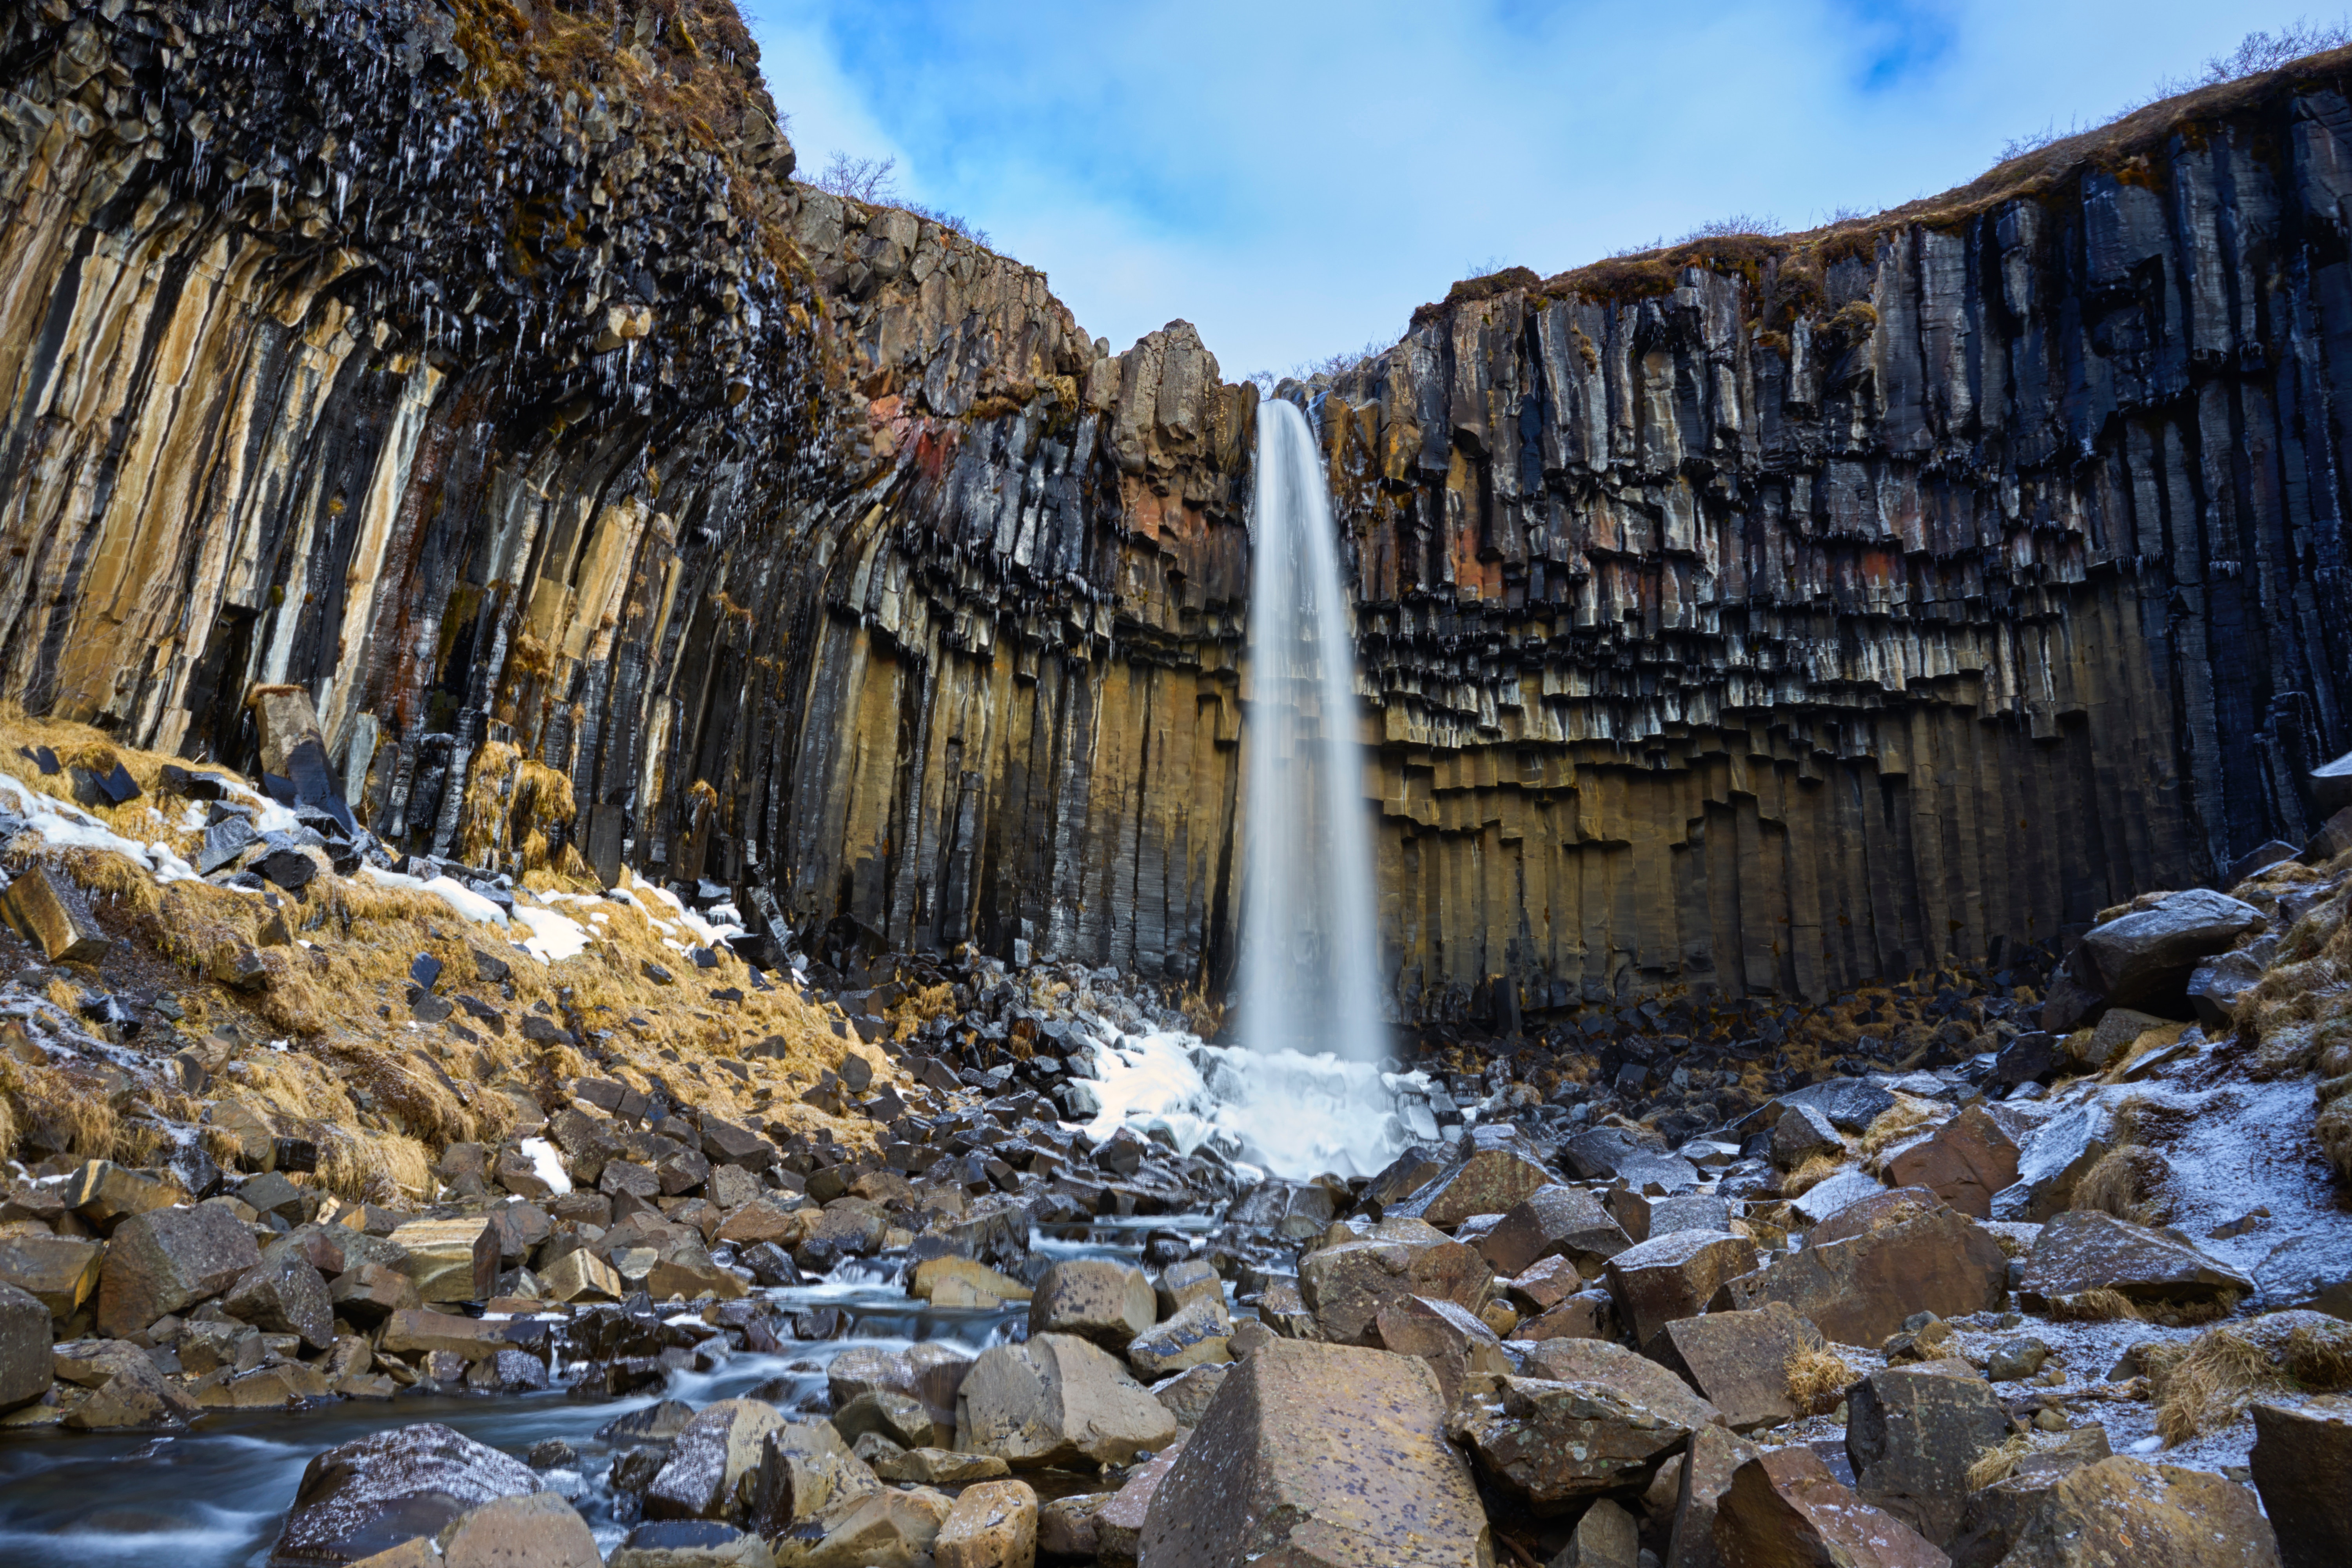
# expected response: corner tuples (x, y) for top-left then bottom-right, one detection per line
(0, 773), (203, 884)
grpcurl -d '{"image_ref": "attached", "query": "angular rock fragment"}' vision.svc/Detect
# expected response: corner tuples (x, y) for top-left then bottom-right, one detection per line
(1477, 1183), (1631, 1277)
(1667, 1423), (1760, 1568)
(0, 863), (109, 963)
(1449, 1352), (1720, 1511)
(2076, 890), (2265, 1015)
(2248, 1397), (2351, 1568)
(1991, 1455), (2277, 1568)
(388, 1218), (497, 1305)
(1883, 1105), (2020, 1220)
(1125, 1293), (1231, 1378)
(1845, 1365), (2012, 1546)
(1604, 1229), (1758, 1347)
(269, 1422), (544, 1565)
(646, 1399), (786, 1522)
(955, 1333), (1175, 1469)
(1027, 1259), (1156, 1347)
(1711, 1447), (1946, 1566)
(97, 1201), (262, 1338)
(933, 1478), (1037, 1568)
(1406, 1146), (1556, 1228)
(1296, 1215), (1492, 1346)
(2017, 1210), (2253, 1314)
(0, 1281), (51, 1412)
(0, 1232), (103, 1321)
(1644, 1303), (1824, 1434)
(1720, 1200), (2005, 1345)
(1141, 1339), (1490, 1567)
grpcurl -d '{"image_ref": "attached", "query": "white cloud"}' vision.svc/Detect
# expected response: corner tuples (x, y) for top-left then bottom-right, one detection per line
(739, 0), (2341, 376)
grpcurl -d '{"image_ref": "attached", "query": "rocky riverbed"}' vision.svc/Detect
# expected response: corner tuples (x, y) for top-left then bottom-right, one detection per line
(1, 715), (2348, 1565)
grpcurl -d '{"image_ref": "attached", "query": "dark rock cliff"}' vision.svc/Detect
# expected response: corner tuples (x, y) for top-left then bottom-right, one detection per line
(0, 0), (2341, 1025)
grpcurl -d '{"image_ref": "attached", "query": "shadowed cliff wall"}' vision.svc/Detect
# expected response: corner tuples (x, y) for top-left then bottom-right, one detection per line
(0, 0), (2341, 1021)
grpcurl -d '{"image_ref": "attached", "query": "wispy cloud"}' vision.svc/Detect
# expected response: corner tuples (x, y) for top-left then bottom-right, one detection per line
(741, 1), (2337, 377)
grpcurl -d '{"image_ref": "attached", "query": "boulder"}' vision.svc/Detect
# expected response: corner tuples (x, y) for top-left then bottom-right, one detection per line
(438, 1492), (602, 1568)
(1092, 1438), (1183, 1566)
(1946, 1428), (2114, 1568)
(1882, 1107), (2020, 1220)
(1666, 1423), (1761, 1568)
(539, 1248), (623, 1304)
(97, 1201), (262, 1338)
(1641, 1194), (1735, 1241)
(2017, 1210), (2254, 1312)
(1296, 1215), (1492, 1346)
(60, 1340), (200, 1428)
(1515, 1290), (1614, 1342)
(388, 1218), (496, 1305)
(1124, 1294), (1231, 1378)
(955, 1333), (1175, 1469)
(1845, 1366), (2013, 1546)
(1769, 1105), (1842, 1169)
(2077, 890), (2265, 1014)
(867, 1447), (1009, 1486)
(1155, 1259), (1222, 1315)
(1371, 1292), (1512, 1405)
(1782, 1079), (1901, 1133)
(0, 862), (109, 963)
(1553, 1497), (1639, 1568)
(1710, 1447), (1946, 1567)
(225, 1252), (335, 1349)
(912, 1255), (1031, 1307)
(1789, 1169), (1887, 1227)
(1991, 1455), (2277, 1568)
(607, 1521), (777, 1568)
(933, 1479), (1037, 1568)
(1993, 1097), (2129, 1223)
(1644, 1303), (1824, 1434)
(1603, 1230), (1758, 1347)
(1477, 1184), (1631, 1277)
(1140, 1338), (1490, 1567)
(768, 1486), (950, 1568)
(1449, 1338), (1722, 1510)
(64, 1160), (186, 1227)
(1407, 1147), (1557, 1228)
(833, 1390), (942, 1450)
(1027, 1259), (1156, 1347)
(0, 1232), (102, 1320)
(1151, 1363), (1228, 1427)
(646, 1399), (787, 1522)
(748, 1420), (881, 1537)
(1720, 1201), (2006, 1346)
(0, 1281), (50, 1411)
(1504, 1255), (1588, 1312)
(268, 1422), (543, 1565)
(2248, 1397), (2351, 1568)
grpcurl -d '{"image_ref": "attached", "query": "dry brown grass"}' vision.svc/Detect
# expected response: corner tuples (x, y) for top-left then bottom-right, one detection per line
(1785, 1347), (1856, 1416)
(1860, 1095), (1938, 1156)
(2045, 1289), (2142, 1323)
(1965, 1432), (2035, 1490)
(2072, 1144), (2171, 1225)
(1782, 1154), (1847, 1196)
(0, 1051), (116, 1163)
(2146, 1326), (2280, 1444)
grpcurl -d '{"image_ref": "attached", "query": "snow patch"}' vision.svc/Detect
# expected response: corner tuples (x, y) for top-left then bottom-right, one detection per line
(519, 1137), (573, 1195)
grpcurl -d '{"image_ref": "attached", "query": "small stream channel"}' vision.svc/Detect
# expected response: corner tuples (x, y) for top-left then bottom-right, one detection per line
(0, 1218), (1203, 1567)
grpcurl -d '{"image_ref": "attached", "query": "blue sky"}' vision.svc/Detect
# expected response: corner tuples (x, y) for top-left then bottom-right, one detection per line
(739, 2), (2340, 378)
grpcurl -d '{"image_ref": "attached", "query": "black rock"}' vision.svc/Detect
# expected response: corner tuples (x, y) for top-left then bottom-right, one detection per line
(471, 947), (511, 983)
(410, 953), (442, 991)
(689, 947), (719, 970)
(261, 772), (297, 806)
(256, 847), (316, 891)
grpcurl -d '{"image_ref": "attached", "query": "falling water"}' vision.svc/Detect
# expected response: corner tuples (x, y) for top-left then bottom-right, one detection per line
(1239, 398), (1385, 1063)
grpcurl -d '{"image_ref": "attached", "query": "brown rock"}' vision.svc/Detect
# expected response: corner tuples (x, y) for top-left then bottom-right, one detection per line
(0, 1281), (50, 1412)
(646, 1399), (786, 1522)
(1883, 1107), (2020, 1220)
(1296, 1216), (1493, 1346)
(1644, 1303), (1825, 1434)
(388, 1218), (496, 1305)
(1845, 1366), (2012, 1546)
(2017, 1210), (2254, 1312)
(934, 1478), (1038, 1568)
(1151, 1362), (1228, 1428)
(955, 1333), (1176, 1469)
(2248, 1397), (2351, 1568)
(1412, 1147), (1557, 1229)
(1554, 1497), (1639, 1568)
(64, 1161), (186, 1227)
(1449, 1348), (1720, 1512)
(1504, 1254), (1589, 1310)
(1027, 1259), (1156, 1347)
(439, 1492), (603, 1568)
(775, 1486), (950, 1566)
(1477, 1184), (1632, 1277)
(715, 1200), (808, 1250)
(332, 1262), (423, 1325)
(379, 1308), (522, 1363)
(1666, 1424), (1761, 1568)
(1094, 1437), (1185, 1566)
(270, 1421), (547, 1565)
(1371, 1292), (1512, 1405)
(1037, 1493), (1104, 1561)
(0, 862), (110, 963)
(1604, 1230), (1758, 1348)
(1710, 1447), (1947, 1568)
(748, 1419), (881, 1536)
(0, 1232), (103, 1319)
(1515, 1291), (1614, 1342)
(911, 1255), (1031, 1307)
(97, 1201), (262, 1338)
(1992, 1455), (2277, 1568)
(538, 1249), (622, 1304)
(225, 1253), (335, 1349)
(1124, 1293), (1230, 1377)
(1140, 1338), (1490, 1567)
(1719, 1203), (2005, 1346)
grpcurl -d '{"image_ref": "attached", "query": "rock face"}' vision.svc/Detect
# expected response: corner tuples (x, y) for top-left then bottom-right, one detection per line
(1140, 1339), (1491, 1567)
(0, 0), (2343, 1014)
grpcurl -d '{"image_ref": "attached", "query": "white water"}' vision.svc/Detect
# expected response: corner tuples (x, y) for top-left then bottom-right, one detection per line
(1239, 399), (1384, 1063)
(1073, 1028), (1442, 1181)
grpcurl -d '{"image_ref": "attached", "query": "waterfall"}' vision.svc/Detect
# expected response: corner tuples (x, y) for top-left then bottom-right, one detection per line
(1238, 398), (1386, 1064)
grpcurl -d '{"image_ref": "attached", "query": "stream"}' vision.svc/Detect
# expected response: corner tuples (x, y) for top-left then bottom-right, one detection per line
(0, 1218), (1199, 1567)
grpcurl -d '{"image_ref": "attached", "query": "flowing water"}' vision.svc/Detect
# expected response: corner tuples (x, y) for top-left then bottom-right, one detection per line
(1238, 398), (1383, 1064)
(0, 1223), (1187, 1568)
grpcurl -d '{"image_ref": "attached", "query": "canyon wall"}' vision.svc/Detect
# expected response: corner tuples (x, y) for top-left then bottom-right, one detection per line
(0, 0), (2342, 1023)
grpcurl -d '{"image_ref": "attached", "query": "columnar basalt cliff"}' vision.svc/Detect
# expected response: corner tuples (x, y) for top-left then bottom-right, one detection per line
(0, 0), (2344, 1022)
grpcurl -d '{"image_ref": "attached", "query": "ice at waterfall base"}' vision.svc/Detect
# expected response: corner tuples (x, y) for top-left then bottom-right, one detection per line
(1069, 1028), (1443, 1181)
